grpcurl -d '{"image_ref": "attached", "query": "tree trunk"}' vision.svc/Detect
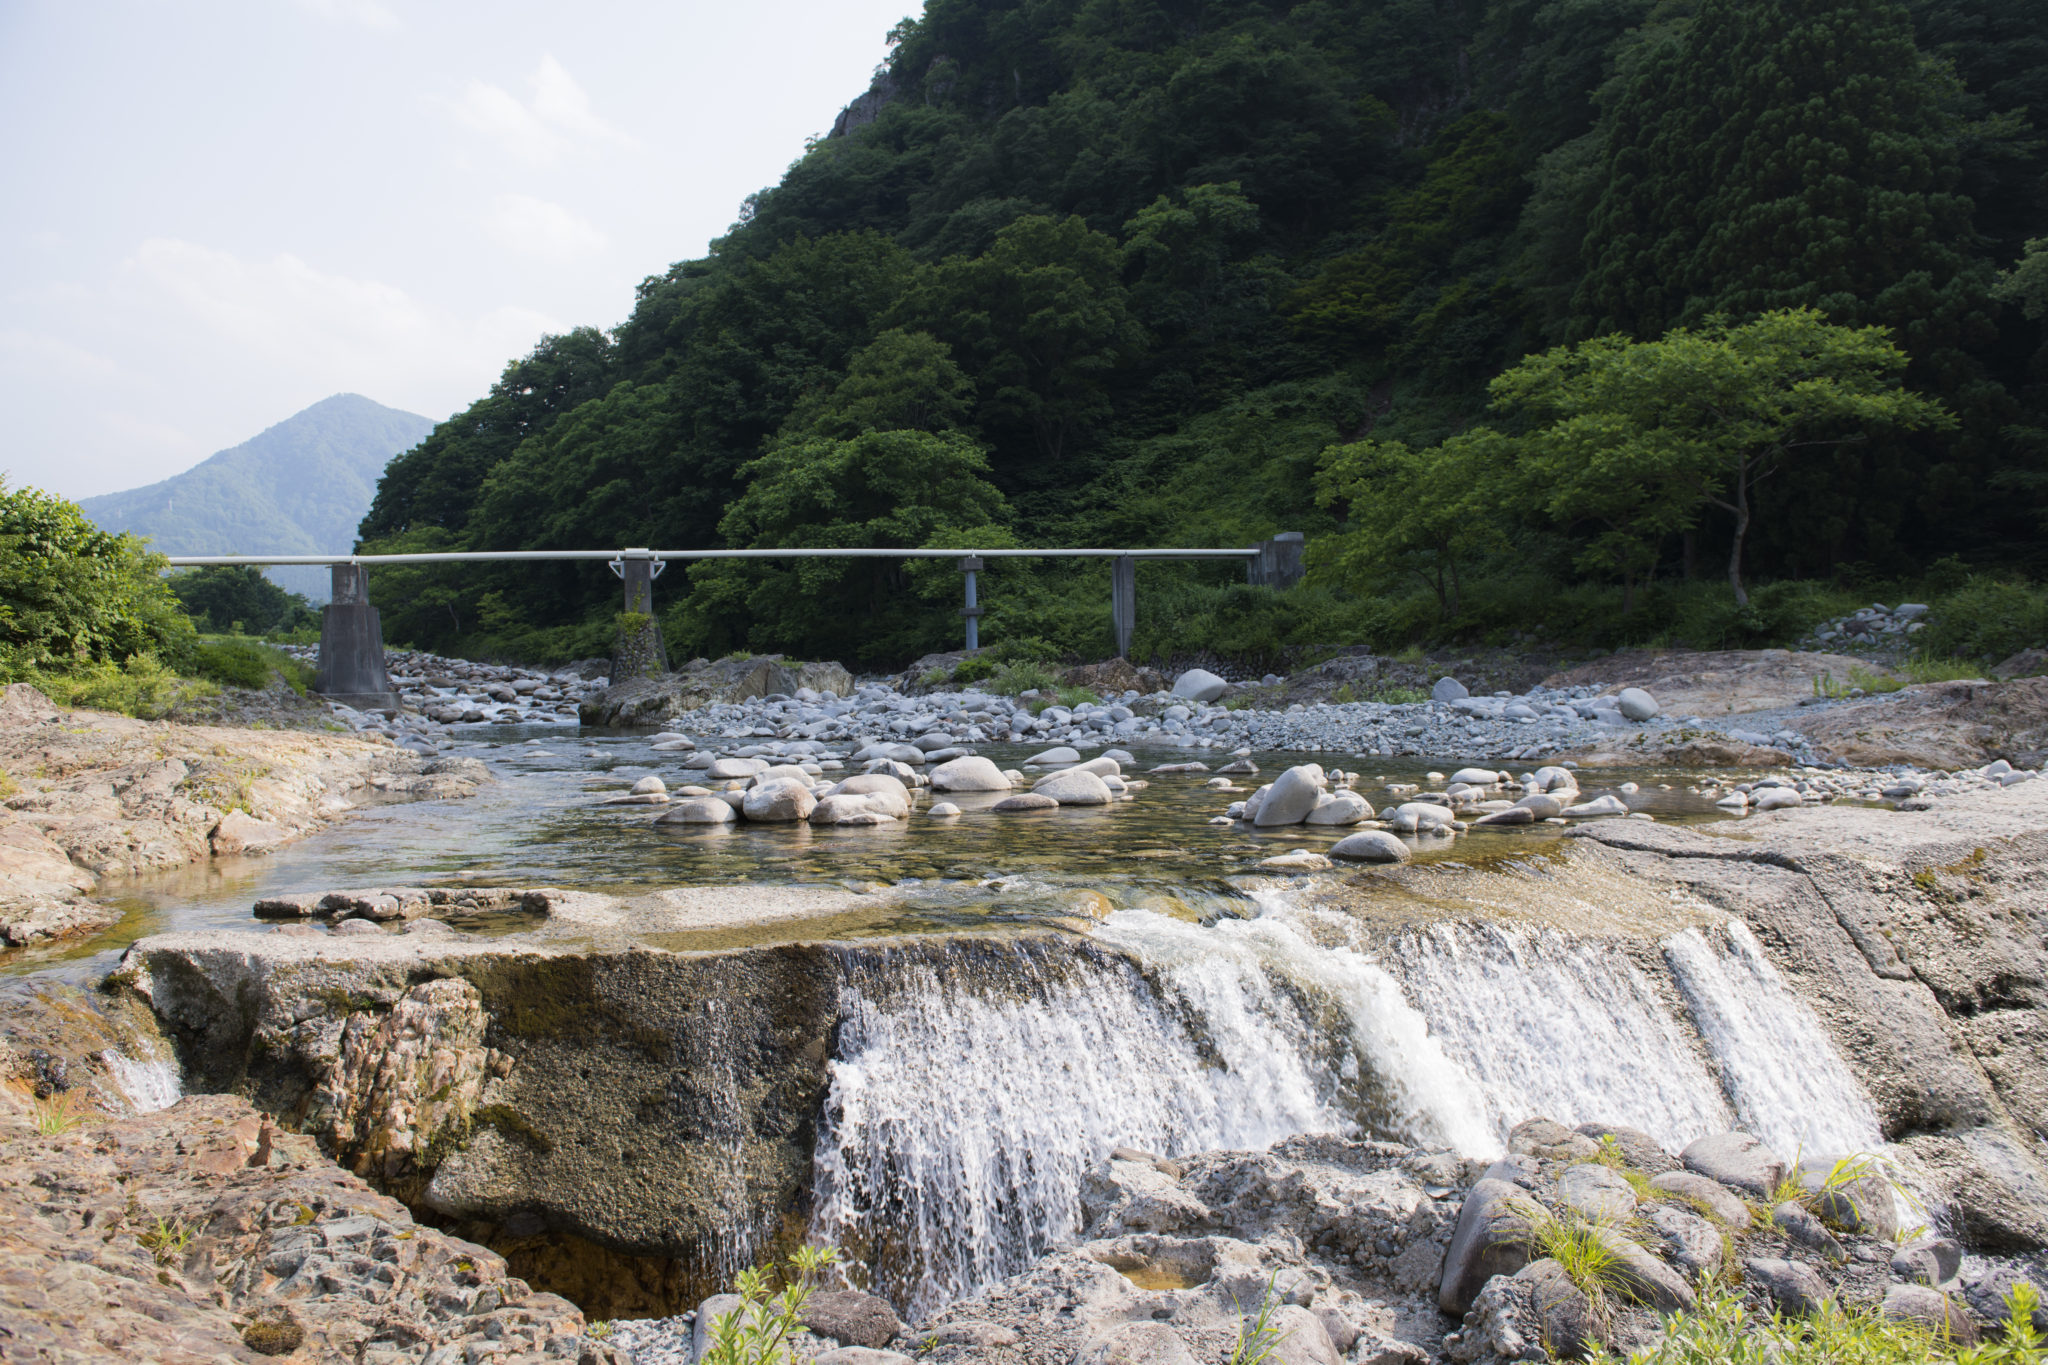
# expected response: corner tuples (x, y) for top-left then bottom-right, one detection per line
(1727, 459), (1751, 607)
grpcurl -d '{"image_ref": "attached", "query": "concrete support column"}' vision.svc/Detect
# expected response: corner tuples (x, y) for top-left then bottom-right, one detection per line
(1249, 532), (1306, 588)
(611, 549), (669, 679)
(959, 556), (985, 652)
(1111, 555), (1136, 659)
(315, 563), (402, 711)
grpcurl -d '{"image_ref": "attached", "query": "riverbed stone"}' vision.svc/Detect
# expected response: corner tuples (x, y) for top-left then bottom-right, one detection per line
(743, 778), (818, 822)
(1254, 765), (1327, 826)
(1562, 794), (1629, 818)
(1075, 1322), (1199, 1365)
(1642, 1204), (1724, 1282)
(1573, 1123), (1676, 1173)
(1744, 1258), (1831, 1316)
(929, 756), (1012, 793)
(1439, 1177), (1537, 1315)
(658, 797), (737, 825)
(1329, 831), (1412, 863)
(1472, 807), (1534, 826)
(1883, 1284), (1980, 1346)
(1617, 688), (1660, 721)
(993, 793), (1060, 812)
(1432, 677), (1469, 702)
(631, 775), (668, 795)
(1556, 1162), (1637, 1222)
(1890, 1236), (1962, 1286)
(1515, 1258), (1602, 1359)
(1259, 850), (1333, 872)
(1304, 791), (1369, 826)
(802, 1291), (903, 1348)
(1772, 1201), (1845, 1260)
(1683, 1132), (1786, 1198)
(811, 794), (891, 825)
(1026, 746), (1082, 766)
(1799, 1158), (1897, 1238)
(927, 802), (962, 817)
(1171, 670), (1229, 704)
(1648, 1170), (1751, 1227)
(1033, 769), (1115, 806)
(707, 757), (771, 780)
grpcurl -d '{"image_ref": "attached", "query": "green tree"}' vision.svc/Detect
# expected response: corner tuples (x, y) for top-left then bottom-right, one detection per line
(683, 429), (1011, 666)
(778, 328), (977, 440)
(1314, 429), (1513, 618)
(0, 482), (195, 673)
(897, 215), (1144, 484)
(1994, 238), (2048, 319)
(1491, 309), (1956, 603)
(168, 566), (317, 636)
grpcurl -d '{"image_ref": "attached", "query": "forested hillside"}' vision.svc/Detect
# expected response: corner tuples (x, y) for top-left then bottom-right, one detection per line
(358, 0), (2048, 670)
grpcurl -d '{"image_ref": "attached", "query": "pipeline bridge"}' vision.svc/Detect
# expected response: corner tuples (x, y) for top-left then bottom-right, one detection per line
(165, 536), (1305, 710)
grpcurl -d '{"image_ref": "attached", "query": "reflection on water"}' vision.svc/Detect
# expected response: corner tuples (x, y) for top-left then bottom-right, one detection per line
(9, 726), (1741, 982)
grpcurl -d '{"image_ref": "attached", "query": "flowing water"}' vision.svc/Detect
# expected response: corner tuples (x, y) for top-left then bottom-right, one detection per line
(6, 727), (1907, 1316)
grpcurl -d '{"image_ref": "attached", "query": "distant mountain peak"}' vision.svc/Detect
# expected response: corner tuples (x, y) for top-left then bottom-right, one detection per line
(79, 395), (436, 601)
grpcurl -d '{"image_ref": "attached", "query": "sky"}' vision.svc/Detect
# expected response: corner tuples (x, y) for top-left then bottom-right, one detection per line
(0, 0), (918, 500)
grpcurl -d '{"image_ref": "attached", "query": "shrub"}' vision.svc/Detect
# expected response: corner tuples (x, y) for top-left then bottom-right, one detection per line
(988, 661), (1060, 695)
(950, 655), (1000, 683)
(19, 656), (215, 719)
(701, 1244), (840, 1365)
(1918, 579), (2048, 664)
(0, 482), (195, 674)
(191, 638), (312, 692)
(1597, 1281), (2045, 1364)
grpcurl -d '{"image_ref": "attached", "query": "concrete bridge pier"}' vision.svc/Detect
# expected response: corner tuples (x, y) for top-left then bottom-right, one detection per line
(1249, 532), (1305, 588)
(610, 549), (670, 679)
(314, 563), (402, 712)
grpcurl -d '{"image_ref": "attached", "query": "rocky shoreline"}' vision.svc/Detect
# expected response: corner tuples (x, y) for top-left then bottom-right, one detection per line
(0, 682), (490, 955)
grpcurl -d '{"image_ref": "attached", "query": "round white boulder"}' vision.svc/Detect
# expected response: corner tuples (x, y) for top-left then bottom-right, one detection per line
(929, 755), (1012, 793)
(1171, 669), (1229, 703)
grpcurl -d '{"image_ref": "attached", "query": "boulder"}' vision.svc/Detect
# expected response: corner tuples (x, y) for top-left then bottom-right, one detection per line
(1258, 850), (1334, 872)
(1616, 687), (1660, 721)
(1513, 793), (1566, 819)
(1438, 1177), (1537, 1315)
(1682, 1132), (1786, 1198)
(1074, 1323), (1200, 1365)
(1648, 1170), (1750, 1227)
(1514, 1259), (1602, 1360)
(1743, 1258), (1831, 1316)
(210, 811), (289, 857)
(800, 1291), (902, 1349)
(1170, 670), (1229, 704)
(1432, 677), (1469, 702)
(1573, 1123), (1675, 1174)
(707, 757), (771, 780)
(1265, 1306), (1342, 1365)
(1391, 802), (1456, 834)
(1890, 1236), (1962, 1287)
(1593, 1226), (1693, 1311)
(1771, 1201), (1844, 1261)
(1032, 769), (1114, 806)
(1641, 1205), (1724, 1283)
(1799, 1158), (1898, 1239)
(1255, 765), (1327, 827)
(1450, 768), (1501, 787)
(741, 780), (817, 823)
(811, 794), (893, 825)
(1509, 1118), (1599, 1161)
(1321, 830), (1408, 864)
(926, 802), (962, 818)
(1304, 791), (1370, 826)
(929, 1322), (1021, 1348)
(1882, 1285), (1979, 1347)
(1025, 746), (1082, 766)
(630, 776), (667, 796)
(928, 756), (1011, 793)
(1561, 794), (1629, 818)
(1556, 1163), (1637, 1223)
(992, 793), (1059, 813)
(1473, 807), (1535, 827)
(832, 774), (911, 817)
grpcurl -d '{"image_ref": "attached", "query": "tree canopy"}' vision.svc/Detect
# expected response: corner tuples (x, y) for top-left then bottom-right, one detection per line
(352, 0), (2048, 666)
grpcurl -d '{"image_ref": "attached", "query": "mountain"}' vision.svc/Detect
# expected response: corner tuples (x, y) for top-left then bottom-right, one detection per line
(82, 394), (435, 600)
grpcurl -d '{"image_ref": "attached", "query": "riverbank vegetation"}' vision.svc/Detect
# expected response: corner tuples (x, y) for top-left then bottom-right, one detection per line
(0, 483), (314, 716)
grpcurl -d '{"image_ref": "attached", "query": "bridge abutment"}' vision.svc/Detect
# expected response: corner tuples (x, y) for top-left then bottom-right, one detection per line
(314, 563), (402, 711)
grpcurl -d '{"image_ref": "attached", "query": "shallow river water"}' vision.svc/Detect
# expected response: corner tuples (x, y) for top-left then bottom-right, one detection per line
(13, 727), (1745, 984)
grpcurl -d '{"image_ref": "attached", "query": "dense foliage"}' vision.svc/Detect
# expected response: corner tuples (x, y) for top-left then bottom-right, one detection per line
(358, 0), (2048, 669)
(0, 481), (195, 675)
(170, 566), (320, 637)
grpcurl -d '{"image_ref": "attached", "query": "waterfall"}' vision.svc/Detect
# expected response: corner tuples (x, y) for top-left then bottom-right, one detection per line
(102, 1049), (180, 1113)
(1375, 921), (1735, 1153)
(810, 894), (1909, 1317)
(1663, 921), (1886, 1157)
(811, 936), (1345, 1315)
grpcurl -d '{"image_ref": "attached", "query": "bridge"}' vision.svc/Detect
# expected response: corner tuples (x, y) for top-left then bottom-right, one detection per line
(165, 537), (1306, 710)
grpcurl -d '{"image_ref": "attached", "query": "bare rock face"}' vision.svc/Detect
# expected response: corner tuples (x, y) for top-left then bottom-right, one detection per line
(1790, 677), (2048, 768)
(0, 1090), (619, 1363)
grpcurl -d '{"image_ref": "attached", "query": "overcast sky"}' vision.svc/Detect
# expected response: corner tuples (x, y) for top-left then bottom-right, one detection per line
(1, 0), (916, 500)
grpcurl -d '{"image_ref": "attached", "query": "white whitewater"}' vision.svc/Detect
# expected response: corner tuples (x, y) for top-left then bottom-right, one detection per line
(1376, 920), (1736, 1152)
(1664, 920), (1886, 1157)
(102, 1049), (181, 1113)
(813, 893), (1905, 1313)
(811, 939), (1344, 1314)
